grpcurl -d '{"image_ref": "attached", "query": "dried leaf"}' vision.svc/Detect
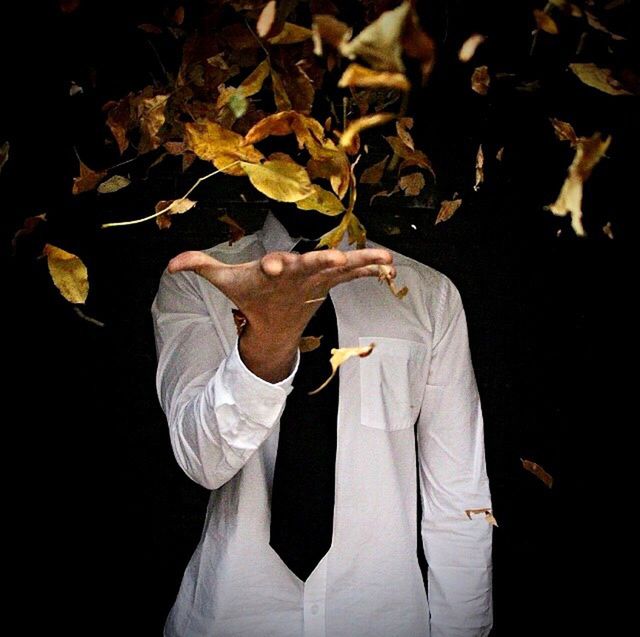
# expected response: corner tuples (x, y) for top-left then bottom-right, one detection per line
(218, 213), (246, 245)
(549, 0), (582, 17)
(155, 198), (197, 230)
(43, 244), (89, 304)
(240, 159), (313, 202)
(104, 96), (133, 155)
(295, 184), (345, 215)
(474, 144), (484, 191)
(585, 11), (626, 40)
(97, 175), (131, 194)
(270, 67), (293, 110)
(384, 136), (434, 177)
(137, 94), (169, 153)
(340, 113), (395, 150)
(399, 172), (425, 196)
(602, 222), (614, 239)
(533, 9), (559, 34)
(435, 199), (462, 224)
(257, 0), (277, 38)
(72, 160), (107, 195)
(548, 133), (611, 236)
(496, 147), (504, 161)
(12, 213), (47, 254)
(369, 184), (400, 205)
(309, 343), (375, 395)
(465, 508), (498, 527)
(400, 3), (436, 84)
(300, 335), (322, 353)
(339, 1), (411, 72)
(360, 155), (389, 183)
(471, 65), (490, 95)
(373, 263), (408, 299)
(312, 14), (352, 53)
(396, 117), (414, 150)
(185, 119), (264, 176)
(267, 22), (313, 45)
(458, 34), (486, 62)
(569, 63), (632, 96)
(0, 141), (9, 174)
(550, 118), (579, 146)
(383, 225), (401, 235)
(521, 458), (554, 488)
(337, 63), (410, 91)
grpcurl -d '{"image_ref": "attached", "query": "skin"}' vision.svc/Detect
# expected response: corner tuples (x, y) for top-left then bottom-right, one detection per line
(167, 232), (395, 383)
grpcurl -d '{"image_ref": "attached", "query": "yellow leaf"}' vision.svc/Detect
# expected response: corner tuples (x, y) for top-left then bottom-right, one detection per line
(347, 212), (367, 249)
(399, 172), (425, 196)
(339, 113), (395, 150)
(43, 244), (89, 304)
(337, 63), (410, 91)
(240, 159), (313, 202)
(309, 343), (375, 395)
(317, 210), (351, 249)
(267, 22), (313, 45)
(299, 335), (322, 353)
(521, 458), (554, 488)
(295, 184), (345, 215)
(435, 199), (463, 224)
(458, 34), (486, 62)
(185, 120), (264, 176)
(548, 133), (611, 236)
(396, 117), (415, 150)
(137, 94), (169, 154)
(471, 65), (490, 95)
(533, 9), (559, 34)
(270, 67), (293, 111)
(384, 136), (434, 177)
(474, 144), (484, 191)
(569, 63), (631, 96)
(97, 175), (131, 194)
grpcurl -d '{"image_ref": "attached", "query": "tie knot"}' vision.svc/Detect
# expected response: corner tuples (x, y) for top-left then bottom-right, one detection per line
(292, 238), (322, 255)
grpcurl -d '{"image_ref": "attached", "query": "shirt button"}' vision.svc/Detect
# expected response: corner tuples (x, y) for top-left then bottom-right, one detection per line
(311, 604), (319, 615)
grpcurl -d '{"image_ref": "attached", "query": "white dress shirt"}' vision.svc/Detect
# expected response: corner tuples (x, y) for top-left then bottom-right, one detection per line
(151, 212), (493, 637)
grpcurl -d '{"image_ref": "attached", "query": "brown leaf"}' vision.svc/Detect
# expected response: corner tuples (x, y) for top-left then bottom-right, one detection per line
(185, 119), (264, 175)
(471, 65), (490, 95)
(104, 96), (133, 155)
(435, 199), (462, 224)
(164, 141), (186, 155)
(369, 184), (400, 205)
(43, 244), (89, 304)
(312, 14), (352, 53)
(585, 11), (626, 40)
(396, 117), (414, 150)
(270, 61), (315, 115)
(296, 184), (345, 215)
(270, 67), (293, 111)
(12, 213), (47, 254)
(521, 458), (554, 488)
(172, 5), (185, 26)
(602, 222), (614, 239)
(97, 175), (131, 194)
(300, 335), (323, 353)
(0, 141), (9, 174)
(384, 136), (435, 178)
(155, 198), (197, 230)
(548, 133), (611, 236)
(399, 172), (425, 196)
(340, 113), (395, 150)
(339, 1), (411, 72)
(267, 22), (313, 45)
(218, 213), (246, 245)
(474, 144), (484, 191)
(569, 63), (631, 96)
(182, 152), (196, 172)
(337, 63), (410, 91)
(72, 160), (107, 195)
(465, 508), (498, 527)
(549, 0), (582, 17)
(550, 118), (579, 146)
(533, 9), (559, 34)
(373, 263), (408, 299)
(309, 343), (376, 395)
(240, 159), (313, 202)
(458, 34), (486, 62)
(400, 3), (436, 84)
(360, 155), (389, 183)
(137, 94), (169, 153)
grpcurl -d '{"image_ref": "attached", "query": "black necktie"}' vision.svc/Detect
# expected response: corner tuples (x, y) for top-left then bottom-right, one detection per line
(269, 238), (339, 581)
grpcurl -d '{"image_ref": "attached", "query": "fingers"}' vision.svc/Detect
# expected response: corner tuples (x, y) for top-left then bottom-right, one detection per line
(319, 262), (397, 288)
(167, 251), (219, 277)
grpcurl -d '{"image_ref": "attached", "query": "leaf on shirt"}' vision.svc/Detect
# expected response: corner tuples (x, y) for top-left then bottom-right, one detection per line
(155, 198), (197, 230)
(465, 508), (498, 527)
(43, 243), (89, 304)
(300, 335), (322, 353)
(435, 198), (462, 224)
(471, 65), (490, 95)
(308, 343), (375, 395)
(521, 458), (554, 488)
(474, 144), (484, 191)
(371, 263), (408, 299)
(218, 213), (246, 245)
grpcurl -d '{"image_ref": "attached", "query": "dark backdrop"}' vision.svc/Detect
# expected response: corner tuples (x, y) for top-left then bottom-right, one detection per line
(4, 1), (635, 635)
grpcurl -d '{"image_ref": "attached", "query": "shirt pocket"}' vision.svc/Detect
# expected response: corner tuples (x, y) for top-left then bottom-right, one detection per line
(358, 336), (431, 431)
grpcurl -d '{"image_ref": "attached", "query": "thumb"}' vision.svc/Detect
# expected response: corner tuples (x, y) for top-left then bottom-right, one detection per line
(167, 251), (218, 277)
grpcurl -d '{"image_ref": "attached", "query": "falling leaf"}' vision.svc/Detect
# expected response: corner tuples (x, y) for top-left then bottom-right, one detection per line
(602, 222), (614, 239)
(312, 14), (352, 54)
(372, 263), (408, 299)
(549, 0), (582, 17)
(172, 5), (185, 26)
(257, 0), (277, 38)
(72, 159), (107, 195)
(396, 117), (414, 151)
(471, 65), (490, 95)
(309, 343), (375, 395)
(369, 184), (400, 205)
(496, 146), (504, 161)
(339, 1), (411, 72)
(399, 172), (425, 196)
(295, 184), (345, 215)
(240, 159), (313, 202)
(384, 136), (435, 178)
(155, 198), (197, 229)
(435, 199), (462, 224)
(0, 141), (8, 173)
(383, 225), (401, 235)
(69, 81), (83, 97)
(97, 175), (131, 194)
(465, 508), (498, 527)
(458, 34), (486, 62)
(186, 120), (264, 176)
(521, 458), (554, 488)
(104, 96), (133, 155)
(339, 113), (395, 150)
(216, 60), (270, 114)
(232, 308), (248, 335)
(569, 63), (632, 96)
(218, 213), (246, 245)
(43, 244), (89, 304)
(360, 155), (389, 183)
(137, 94), (169, 153)
(337, 63), (410, 91)
(550, 118), (579, 145)
(585, 11), (626, 40)
(12, 213), (47, 254)
(533, 9), (559, 34)
(400, 3), (436, 84)
(474, 144), (484, 191)
(267, 22), (313, 45)
(300, 335), (322, 353)
(548, 133), (611, 236)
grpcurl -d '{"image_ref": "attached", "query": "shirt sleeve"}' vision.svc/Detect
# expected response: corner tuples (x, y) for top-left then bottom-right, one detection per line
(151, 266), (300, 490)
(417, 276), (493, 637)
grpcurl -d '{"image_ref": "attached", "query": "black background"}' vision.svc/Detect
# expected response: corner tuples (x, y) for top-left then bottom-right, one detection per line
(3, 1), (636, 634)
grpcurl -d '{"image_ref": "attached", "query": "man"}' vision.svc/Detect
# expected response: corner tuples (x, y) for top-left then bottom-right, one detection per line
(151, 205), (493, 636)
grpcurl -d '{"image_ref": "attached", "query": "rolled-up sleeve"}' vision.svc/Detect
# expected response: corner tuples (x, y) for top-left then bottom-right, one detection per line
(417, 276), (493, 636)
(151, 266), (299, 490)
